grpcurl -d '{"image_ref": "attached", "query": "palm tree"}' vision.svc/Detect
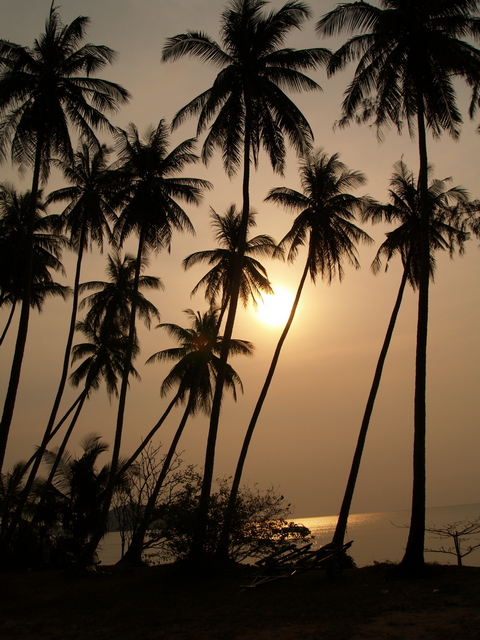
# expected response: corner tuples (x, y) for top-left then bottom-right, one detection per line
(0, 6), (130, 474)
(217, 148), (372, 557)
(183, 205), (278, 328)
(86, 121), (210, 561)
(80, 250), (162, 338)
(162, 0), (330, 559)
(120, 307), (254, 564)
(41, 434), (127, 562)
(0, 184), (69, 346)
(4, 250), (151, 541)
(317, 0), (480, 572)
(39, 143), (118, 457)
(32, 318), (140, 529)
(332, 160), (470, 547)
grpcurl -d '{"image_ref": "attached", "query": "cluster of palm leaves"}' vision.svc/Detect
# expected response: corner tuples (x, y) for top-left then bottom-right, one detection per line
(1, 0), (480, 573)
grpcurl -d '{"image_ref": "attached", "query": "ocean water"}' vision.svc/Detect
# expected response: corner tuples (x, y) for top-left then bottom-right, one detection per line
(97, 503), (480, 568)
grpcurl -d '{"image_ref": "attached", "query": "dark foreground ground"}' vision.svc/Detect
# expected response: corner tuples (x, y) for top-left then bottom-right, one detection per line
(1, 561), (479, 639)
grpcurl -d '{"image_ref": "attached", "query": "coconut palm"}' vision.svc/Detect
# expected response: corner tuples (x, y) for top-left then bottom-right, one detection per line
(80, 250), (162, 338)
(183, 205), (278, 328)
(317, 0), (480, 572)
(5, 250), (152, 541)
(85, 121), (210, 561)
(39, 143), (118, 459)
(120, 307), (254, 564)
(218, 148), (372, 557)
(41, 434), (127, 561)
(332, 160), (470, 547)
(0, 184), (69, 346)
(0, 6), (130, 475)
(162, 0), (330, 559)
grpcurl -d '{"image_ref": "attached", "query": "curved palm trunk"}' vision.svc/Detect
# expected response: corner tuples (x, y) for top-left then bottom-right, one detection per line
(13, 229), (87, 525)
(117, 390), (181, 477)
(190, 111), (253, 562)
(21, 388), (88, 475)
(120, 396), (194, 565)
(86, 229), (145, 563)
(400, 98), (430, 574)
(217, 261), (309, 559)
(0, 135), (43, 478)
(0, 301), (17, 347)
(332, 263), (410, 547)
(30, 391), (88, 528)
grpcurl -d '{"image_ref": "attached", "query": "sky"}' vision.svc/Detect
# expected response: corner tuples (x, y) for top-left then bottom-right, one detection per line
(1, 0), (479, 520)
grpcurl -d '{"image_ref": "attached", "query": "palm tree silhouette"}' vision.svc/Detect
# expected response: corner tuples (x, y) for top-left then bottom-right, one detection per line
(317, 0), (480, 573)
(162, 0), (330, 559)
(42, 434), (127, 562)
(332, 160), (470, 547)
(8, 250), (152, 536)
(40, 143), (118, 450)
(183, 206), (278, 328)
(0, 6), (130, 474)
(218, 148), (372, 557)
(0, 184), (69, 346)
(121, 307), (254, 564)
(86, 121), (210, 561)
(17, 144), (120, 529)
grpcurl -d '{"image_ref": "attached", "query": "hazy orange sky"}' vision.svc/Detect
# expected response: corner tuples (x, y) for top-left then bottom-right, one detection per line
(1, 0), (479, 519)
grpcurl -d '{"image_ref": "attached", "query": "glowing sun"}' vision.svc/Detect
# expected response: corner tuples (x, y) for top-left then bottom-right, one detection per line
(255, 286), (295, 327)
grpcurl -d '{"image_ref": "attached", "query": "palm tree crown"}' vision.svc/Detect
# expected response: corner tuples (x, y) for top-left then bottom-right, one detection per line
(367, 160), (470, 285)
(147, 308), (254, 415)
(113, 121), (211, 251)
(267, 148), (373, 281)
(0, 184), (69, 312)
(0, 6), (130, 176)
(316, 0), (480, 140)
(183, 206), (278, 315)
(163, 0), (331, 176)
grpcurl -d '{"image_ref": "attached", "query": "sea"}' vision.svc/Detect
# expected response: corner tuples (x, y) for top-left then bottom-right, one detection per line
(97, 502), (480, 568)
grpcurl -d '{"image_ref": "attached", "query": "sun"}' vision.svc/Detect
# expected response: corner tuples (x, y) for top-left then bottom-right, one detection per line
(255, 286), (295, 327)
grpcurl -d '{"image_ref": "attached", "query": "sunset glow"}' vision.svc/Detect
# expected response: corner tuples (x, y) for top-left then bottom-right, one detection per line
(255, 287), (295, 327)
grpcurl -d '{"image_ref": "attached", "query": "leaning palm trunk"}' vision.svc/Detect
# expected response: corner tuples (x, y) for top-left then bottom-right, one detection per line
(332, 263), (410, 546)
(13, 228), (87, 527)
(0, 301), (17, 346)
(0, 138), (43, 478)
(86, 231), (145, 563)
(20, 389), (88, 476)
(30, 391), (88, 528)
(400, 100), (430, 573)
(190, 119), (253, 561)
(217, 261), (309, 558)
(120, 396), (194, 565)
(117, 391), (181, 477)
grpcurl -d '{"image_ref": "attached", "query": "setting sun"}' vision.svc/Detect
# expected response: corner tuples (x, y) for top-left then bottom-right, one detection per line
(255, 286), (295, 327)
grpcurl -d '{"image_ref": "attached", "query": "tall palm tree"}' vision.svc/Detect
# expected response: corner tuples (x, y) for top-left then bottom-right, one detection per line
(0, 6), (130, 474)
(317, 0), (480, 572)
(4, 250), (151, 541)
(120, 307), (254, 564)
(40, 142), (118, 457)
(218, 148), (372, 557)
(332, 160), (469, 547)
(86, 121), (210, 561)
(183, 205), (278, 328)
(32, 318), (140, 525)
(0, 184), (69, 346)
(162, 0), (330, 559)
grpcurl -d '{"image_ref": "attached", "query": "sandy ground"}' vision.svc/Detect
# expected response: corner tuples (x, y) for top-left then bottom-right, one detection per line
(1, 562), (479, 639)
